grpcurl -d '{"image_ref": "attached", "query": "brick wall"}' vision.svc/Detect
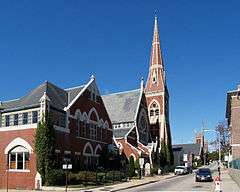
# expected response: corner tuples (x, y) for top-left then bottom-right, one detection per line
(0, 129), (36, 189)
(230, 95), (240, 159)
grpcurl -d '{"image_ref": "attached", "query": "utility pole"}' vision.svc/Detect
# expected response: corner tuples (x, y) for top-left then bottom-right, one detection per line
(202, 121), (206, 166)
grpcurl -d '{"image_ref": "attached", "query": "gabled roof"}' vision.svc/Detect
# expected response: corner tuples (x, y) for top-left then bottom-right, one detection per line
(102, 89), (141, 123)
(65, 85), (85, 104)
(113, 128), (132, 138)
(0, 81), (85, 113)
(172, 143), (201, 156)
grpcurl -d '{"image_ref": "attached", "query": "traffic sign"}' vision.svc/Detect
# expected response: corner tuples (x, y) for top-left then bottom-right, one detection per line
(62, 164), (72, 170)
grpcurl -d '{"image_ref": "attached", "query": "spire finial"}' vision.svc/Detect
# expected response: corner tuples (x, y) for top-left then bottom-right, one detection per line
(154, 10), (158, 19)
(90, 74), (95, 80)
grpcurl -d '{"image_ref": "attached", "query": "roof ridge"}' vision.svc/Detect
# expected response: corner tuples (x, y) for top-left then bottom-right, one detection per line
(64, 84), (85, 91)
(46, 81), (66, 93)
(102, 88), (140, 97)
(1, 98), (20, 103)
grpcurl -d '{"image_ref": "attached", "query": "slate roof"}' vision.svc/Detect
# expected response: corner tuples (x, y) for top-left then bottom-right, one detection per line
(102, 89), (141, 124)
(65, 85), (85, 104)
(0, 81), (85, 112)
(113, 128), (132, 138)
(172, 143), (201, 156)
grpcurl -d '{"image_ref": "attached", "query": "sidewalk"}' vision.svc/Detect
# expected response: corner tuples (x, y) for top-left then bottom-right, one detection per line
(220, 169), (240, 192)
(91, 173), (175, 192)
(211, 168), (240, 192)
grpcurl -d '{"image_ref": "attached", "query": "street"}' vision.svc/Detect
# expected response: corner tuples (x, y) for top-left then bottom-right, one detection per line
(119, 164), (218, 192)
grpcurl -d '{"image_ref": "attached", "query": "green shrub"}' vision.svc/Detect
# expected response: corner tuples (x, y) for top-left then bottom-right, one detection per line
(128, 156), (136, 178)
(45, 169), (65, 186)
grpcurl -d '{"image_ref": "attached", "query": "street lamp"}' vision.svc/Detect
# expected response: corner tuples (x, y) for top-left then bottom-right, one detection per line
(204, 129), (221, 163)
(62, 162), (72, 192)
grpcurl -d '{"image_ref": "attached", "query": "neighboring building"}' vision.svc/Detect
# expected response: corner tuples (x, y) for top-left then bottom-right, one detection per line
(0, 76), (112, 189)
(172, 144), (201, 166)
(226, 85), (240, 160)
(195, 132), (203, 145)
(195, 132), (208, 153)
(145, 16), (172, 151)
(102, 81), (152, 163)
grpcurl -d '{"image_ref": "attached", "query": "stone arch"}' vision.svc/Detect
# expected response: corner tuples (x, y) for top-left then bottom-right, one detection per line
(94, 144), (102, 156)
(83, 142), (94, 156)
(148, 99), (160, 111)
(148, 99), (160, 118)
(82, 112), (89, 123)
(129, 153), (136, 161)
(88, 107), (99, 122)
(4, 137), (33, 154)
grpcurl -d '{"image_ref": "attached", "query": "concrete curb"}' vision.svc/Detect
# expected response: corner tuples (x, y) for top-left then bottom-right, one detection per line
(110, 174), (177, 192)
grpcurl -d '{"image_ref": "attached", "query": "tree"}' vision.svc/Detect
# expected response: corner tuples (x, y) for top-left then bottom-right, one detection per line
(159, 141), (167, 167)
(35, 118), (56, 185)
(128, 156), (136, 178)
(215, 121), (230, 154)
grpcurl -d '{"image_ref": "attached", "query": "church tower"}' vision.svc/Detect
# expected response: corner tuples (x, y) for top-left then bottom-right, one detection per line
(145, 16), (172, 150)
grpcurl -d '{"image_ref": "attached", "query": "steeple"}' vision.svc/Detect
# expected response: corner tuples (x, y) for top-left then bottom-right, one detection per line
(145, 16), (165, 93)
(145, 15), (172, 157)
(150, 16), (163, 68)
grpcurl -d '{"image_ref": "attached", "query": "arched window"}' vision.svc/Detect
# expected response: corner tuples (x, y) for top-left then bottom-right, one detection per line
(152, 69), (158, 84)
(8, 146), (30, 170)
(89, 108), (99, 140)
(149, 101), (160, 118)
(95, 145), (102, 165)
(82, 119), (87, 137)
(76, 117), (81, 137)
(83, 143), (94, 168)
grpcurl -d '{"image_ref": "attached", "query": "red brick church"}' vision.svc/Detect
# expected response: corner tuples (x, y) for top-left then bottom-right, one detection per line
(103, 16), (172, 163)
(0, 16), (172, 189)
(0, 76), (113, 189)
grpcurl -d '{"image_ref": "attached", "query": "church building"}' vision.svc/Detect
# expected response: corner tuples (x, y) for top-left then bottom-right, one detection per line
(145, 16), (172, 151)
(103, 16), (172, 163)
(0, 76), (112, 189)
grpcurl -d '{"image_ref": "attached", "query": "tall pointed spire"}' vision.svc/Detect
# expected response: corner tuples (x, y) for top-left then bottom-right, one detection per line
(145, 15), (172, 157)
(150, 15), (163, 68)
(145, 16), (165, 92)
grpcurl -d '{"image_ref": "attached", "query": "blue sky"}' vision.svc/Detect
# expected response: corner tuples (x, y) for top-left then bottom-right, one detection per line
(0, 1), (239, 144)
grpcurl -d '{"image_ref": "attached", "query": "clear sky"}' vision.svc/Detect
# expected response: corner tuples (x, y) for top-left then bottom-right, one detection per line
(0, 1), (239, 144)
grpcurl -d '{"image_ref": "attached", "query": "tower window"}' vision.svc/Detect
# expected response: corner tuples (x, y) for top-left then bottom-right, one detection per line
(152, 69), (158, 84)
(149, 101), (160, 118)
(150, 110), (154, 116)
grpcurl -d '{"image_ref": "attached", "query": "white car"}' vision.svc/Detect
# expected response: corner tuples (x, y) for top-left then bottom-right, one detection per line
(174, 166), (188, 175)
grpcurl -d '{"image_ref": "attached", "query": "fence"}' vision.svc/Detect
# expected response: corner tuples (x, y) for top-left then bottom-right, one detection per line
(229, 158), (240, 169)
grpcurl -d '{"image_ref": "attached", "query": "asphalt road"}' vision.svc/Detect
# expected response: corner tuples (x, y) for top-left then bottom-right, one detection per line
(118, 164), (218, 192)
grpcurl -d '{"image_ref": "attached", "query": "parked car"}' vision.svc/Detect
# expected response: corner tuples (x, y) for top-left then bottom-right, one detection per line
(195, 168), (213, 182)
(174, 166), (188, 175)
